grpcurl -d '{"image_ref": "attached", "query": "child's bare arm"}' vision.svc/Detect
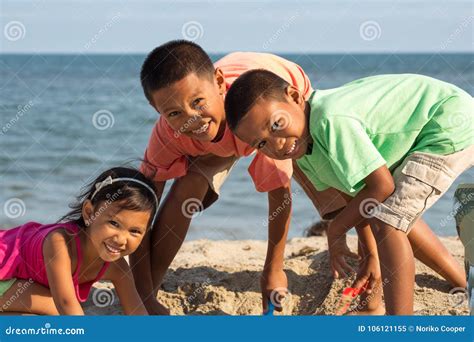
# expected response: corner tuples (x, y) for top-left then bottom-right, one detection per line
(327, 165), (394, 277)
(355, 224), (378, 257)
(353, 224), (381, 292)
(43, 230), (85, 315)
(105, 258), (148, 315)
(330, 165), (394, 236)
(261, 184), (292, 312)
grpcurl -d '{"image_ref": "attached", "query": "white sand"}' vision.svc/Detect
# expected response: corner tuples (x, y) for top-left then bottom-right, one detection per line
(83, 236), (469, 315)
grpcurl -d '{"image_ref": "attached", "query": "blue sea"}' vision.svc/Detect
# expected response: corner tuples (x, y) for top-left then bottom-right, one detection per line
(0, 53), (472, 239)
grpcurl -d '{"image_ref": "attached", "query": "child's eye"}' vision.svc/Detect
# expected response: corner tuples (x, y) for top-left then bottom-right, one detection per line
(130, 229), (142, 236)
(168, 111), (180, 118)
(109, 220), (119, 228)
(271, 120), (281, 132)
(257, 141), (266, 149)
(192, 98), (204, 107)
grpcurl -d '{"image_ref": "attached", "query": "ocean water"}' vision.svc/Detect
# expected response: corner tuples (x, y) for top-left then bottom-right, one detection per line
(0, 53), (472, 239)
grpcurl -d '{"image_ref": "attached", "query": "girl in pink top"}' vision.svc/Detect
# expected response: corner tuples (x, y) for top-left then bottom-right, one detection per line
(0, 167), (158, 315)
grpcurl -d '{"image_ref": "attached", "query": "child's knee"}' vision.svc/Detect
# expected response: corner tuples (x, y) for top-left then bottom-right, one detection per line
(173, 172), (210, 202)
(369, 218), (405, 240)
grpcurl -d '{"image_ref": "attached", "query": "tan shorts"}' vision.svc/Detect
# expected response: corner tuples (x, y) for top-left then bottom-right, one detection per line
(373, 145), (474, 233)
(187, 154), (239, 209)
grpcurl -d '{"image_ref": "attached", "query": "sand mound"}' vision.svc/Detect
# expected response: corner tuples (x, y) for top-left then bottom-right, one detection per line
(83, 236), (469, 315)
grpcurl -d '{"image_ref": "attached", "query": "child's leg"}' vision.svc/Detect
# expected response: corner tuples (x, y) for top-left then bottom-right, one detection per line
(150, 171), (210, 292)
(0, 280), (58, 315)
(371, 146), (473, 314)
(408, 218), (466, 288)
(371, 218), (415, 315)
(345, 216), (463, 315)
(371, 218), (464, 315)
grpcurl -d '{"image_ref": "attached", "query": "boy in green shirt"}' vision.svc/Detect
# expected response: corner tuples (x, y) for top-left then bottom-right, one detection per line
(225, 71), (473, 314)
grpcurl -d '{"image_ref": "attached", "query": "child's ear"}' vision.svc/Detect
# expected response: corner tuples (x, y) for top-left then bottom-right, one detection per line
(214, 68), (226, 95)
(286, 85), (303, 105)
(82, 200), (94, 227)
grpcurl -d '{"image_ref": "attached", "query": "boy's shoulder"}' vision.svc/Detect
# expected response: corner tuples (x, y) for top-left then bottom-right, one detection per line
(215, 51), (289, 67)
(308, 73), (462, 119)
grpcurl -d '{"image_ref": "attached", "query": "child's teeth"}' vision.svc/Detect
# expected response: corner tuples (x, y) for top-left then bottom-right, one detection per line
(192, 123), (209, 134)
(105, 243), (120, 253)
(287, 142), (296, 154)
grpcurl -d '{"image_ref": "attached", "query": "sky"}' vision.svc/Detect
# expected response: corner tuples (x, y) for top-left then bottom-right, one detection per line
(0, 0), (473, 53)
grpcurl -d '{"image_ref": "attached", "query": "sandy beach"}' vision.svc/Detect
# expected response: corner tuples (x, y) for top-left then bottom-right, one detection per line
(84, 235), (469, 315)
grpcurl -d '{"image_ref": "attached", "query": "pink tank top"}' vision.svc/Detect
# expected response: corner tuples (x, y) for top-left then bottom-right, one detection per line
(0, 221), (109, 302)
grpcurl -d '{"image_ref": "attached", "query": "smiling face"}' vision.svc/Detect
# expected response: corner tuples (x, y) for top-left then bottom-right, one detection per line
(149, 69), (227, 142)
(234, 86), (312, 160)
(82, 200), (150, 262)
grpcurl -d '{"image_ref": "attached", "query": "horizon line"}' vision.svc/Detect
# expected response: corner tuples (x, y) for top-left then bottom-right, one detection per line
(1, 51), (472, 56)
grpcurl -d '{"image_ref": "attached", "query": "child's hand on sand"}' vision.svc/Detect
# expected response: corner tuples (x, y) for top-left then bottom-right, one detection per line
(260, 269), (288, 314)
(352, 254), (381, 294)
(327, 227), (360, 278)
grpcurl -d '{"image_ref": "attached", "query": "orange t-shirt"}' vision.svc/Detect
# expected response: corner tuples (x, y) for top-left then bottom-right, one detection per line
(140, 52), (314, 192)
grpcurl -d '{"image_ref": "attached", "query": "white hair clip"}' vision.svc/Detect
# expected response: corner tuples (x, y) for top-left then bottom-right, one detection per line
(93, 176), (113, 195)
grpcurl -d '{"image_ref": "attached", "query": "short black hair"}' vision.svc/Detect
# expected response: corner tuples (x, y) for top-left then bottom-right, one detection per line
(225, 69), (290, 132)
(140, 40), (215, 103)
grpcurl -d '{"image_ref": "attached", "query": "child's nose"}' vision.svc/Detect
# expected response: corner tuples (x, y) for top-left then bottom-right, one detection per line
(181, 112), (202, 128)
(273, 137), (286, 152)
(113, 232), (127, 246)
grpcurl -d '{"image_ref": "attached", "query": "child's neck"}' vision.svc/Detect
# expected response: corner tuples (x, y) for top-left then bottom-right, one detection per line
(211, 119), (226, 143)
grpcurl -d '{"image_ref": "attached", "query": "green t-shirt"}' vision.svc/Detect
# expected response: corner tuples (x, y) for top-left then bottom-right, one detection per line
(297, 74), (473, 195)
